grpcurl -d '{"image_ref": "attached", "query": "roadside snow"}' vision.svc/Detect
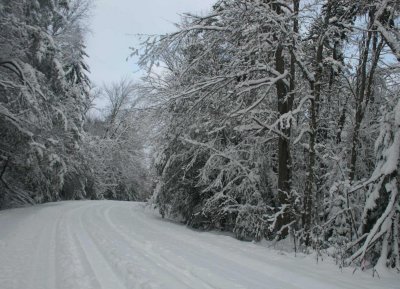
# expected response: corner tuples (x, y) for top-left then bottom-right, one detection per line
(0, 201), (398, 289)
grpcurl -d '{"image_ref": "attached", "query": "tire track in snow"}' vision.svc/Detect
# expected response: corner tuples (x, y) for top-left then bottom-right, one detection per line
(116, 204), (369, 289)
(114, 204), (292, 289)
(119, 204), (292, 289)
(68, 203), (127, 289)
(100, 203), (254, 289)
(82, 203), (217, 289)
(56, 203), (101, 289)
(1, 201), (397, 289)
(25, 206), (61, 289)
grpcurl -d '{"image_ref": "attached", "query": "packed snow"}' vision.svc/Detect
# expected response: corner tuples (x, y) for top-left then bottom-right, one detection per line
(0, 201), (398, 289)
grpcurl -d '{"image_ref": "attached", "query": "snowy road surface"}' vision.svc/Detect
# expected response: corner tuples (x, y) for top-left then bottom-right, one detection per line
(0, 201), (398, 289)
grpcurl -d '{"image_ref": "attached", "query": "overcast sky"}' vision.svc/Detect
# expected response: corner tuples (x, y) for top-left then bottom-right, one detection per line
(86, 0), (216, 86)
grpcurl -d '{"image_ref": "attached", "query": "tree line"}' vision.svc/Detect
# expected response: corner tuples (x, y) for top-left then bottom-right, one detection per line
(0, 0), (150, 208)
(138, 0), (400, 270)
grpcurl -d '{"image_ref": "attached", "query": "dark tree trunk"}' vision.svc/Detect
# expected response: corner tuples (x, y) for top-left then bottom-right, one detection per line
(274, 0), (299, 238)
(275, 42), (291, 237)
(349, 10), (383, 182)
(303, 25), (324, 245)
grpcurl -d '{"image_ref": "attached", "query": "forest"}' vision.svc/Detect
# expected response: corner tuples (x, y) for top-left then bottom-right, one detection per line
(0, 0), (151, 205)
(1, 0), (399, 274)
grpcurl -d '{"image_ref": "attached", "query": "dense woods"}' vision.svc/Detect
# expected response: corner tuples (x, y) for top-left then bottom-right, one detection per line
(138, 0), (400, 270)
(0, 0), (149, 207)
(0, 0), (399, 273)
(0, 0), (91, 206)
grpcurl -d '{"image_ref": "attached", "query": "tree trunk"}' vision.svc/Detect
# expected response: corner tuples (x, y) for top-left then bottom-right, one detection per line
(274, 0), (299, 238)
(349, 10), (383, 182)
(275, 42), (291, 237)
(303, 28), (324, 246)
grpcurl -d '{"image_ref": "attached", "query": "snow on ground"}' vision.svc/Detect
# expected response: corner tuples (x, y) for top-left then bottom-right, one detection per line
(0, 201), (398, 289)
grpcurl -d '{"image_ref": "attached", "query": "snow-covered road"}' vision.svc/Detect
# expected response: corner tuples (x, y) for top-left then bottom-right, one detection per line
(0, 201), (397, 289)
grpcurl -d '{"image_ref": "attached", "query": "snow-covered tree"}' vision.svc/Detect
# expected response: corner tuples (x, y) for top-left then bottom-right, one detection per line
(0, 0), (92, 207)
(138, 0), (400, 269)
(84, 80), (152, 201)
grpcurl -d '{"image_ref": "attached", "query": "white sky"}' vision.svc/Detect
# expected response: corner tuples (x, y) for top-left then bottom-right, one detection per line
(86, 0), (216, 86)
